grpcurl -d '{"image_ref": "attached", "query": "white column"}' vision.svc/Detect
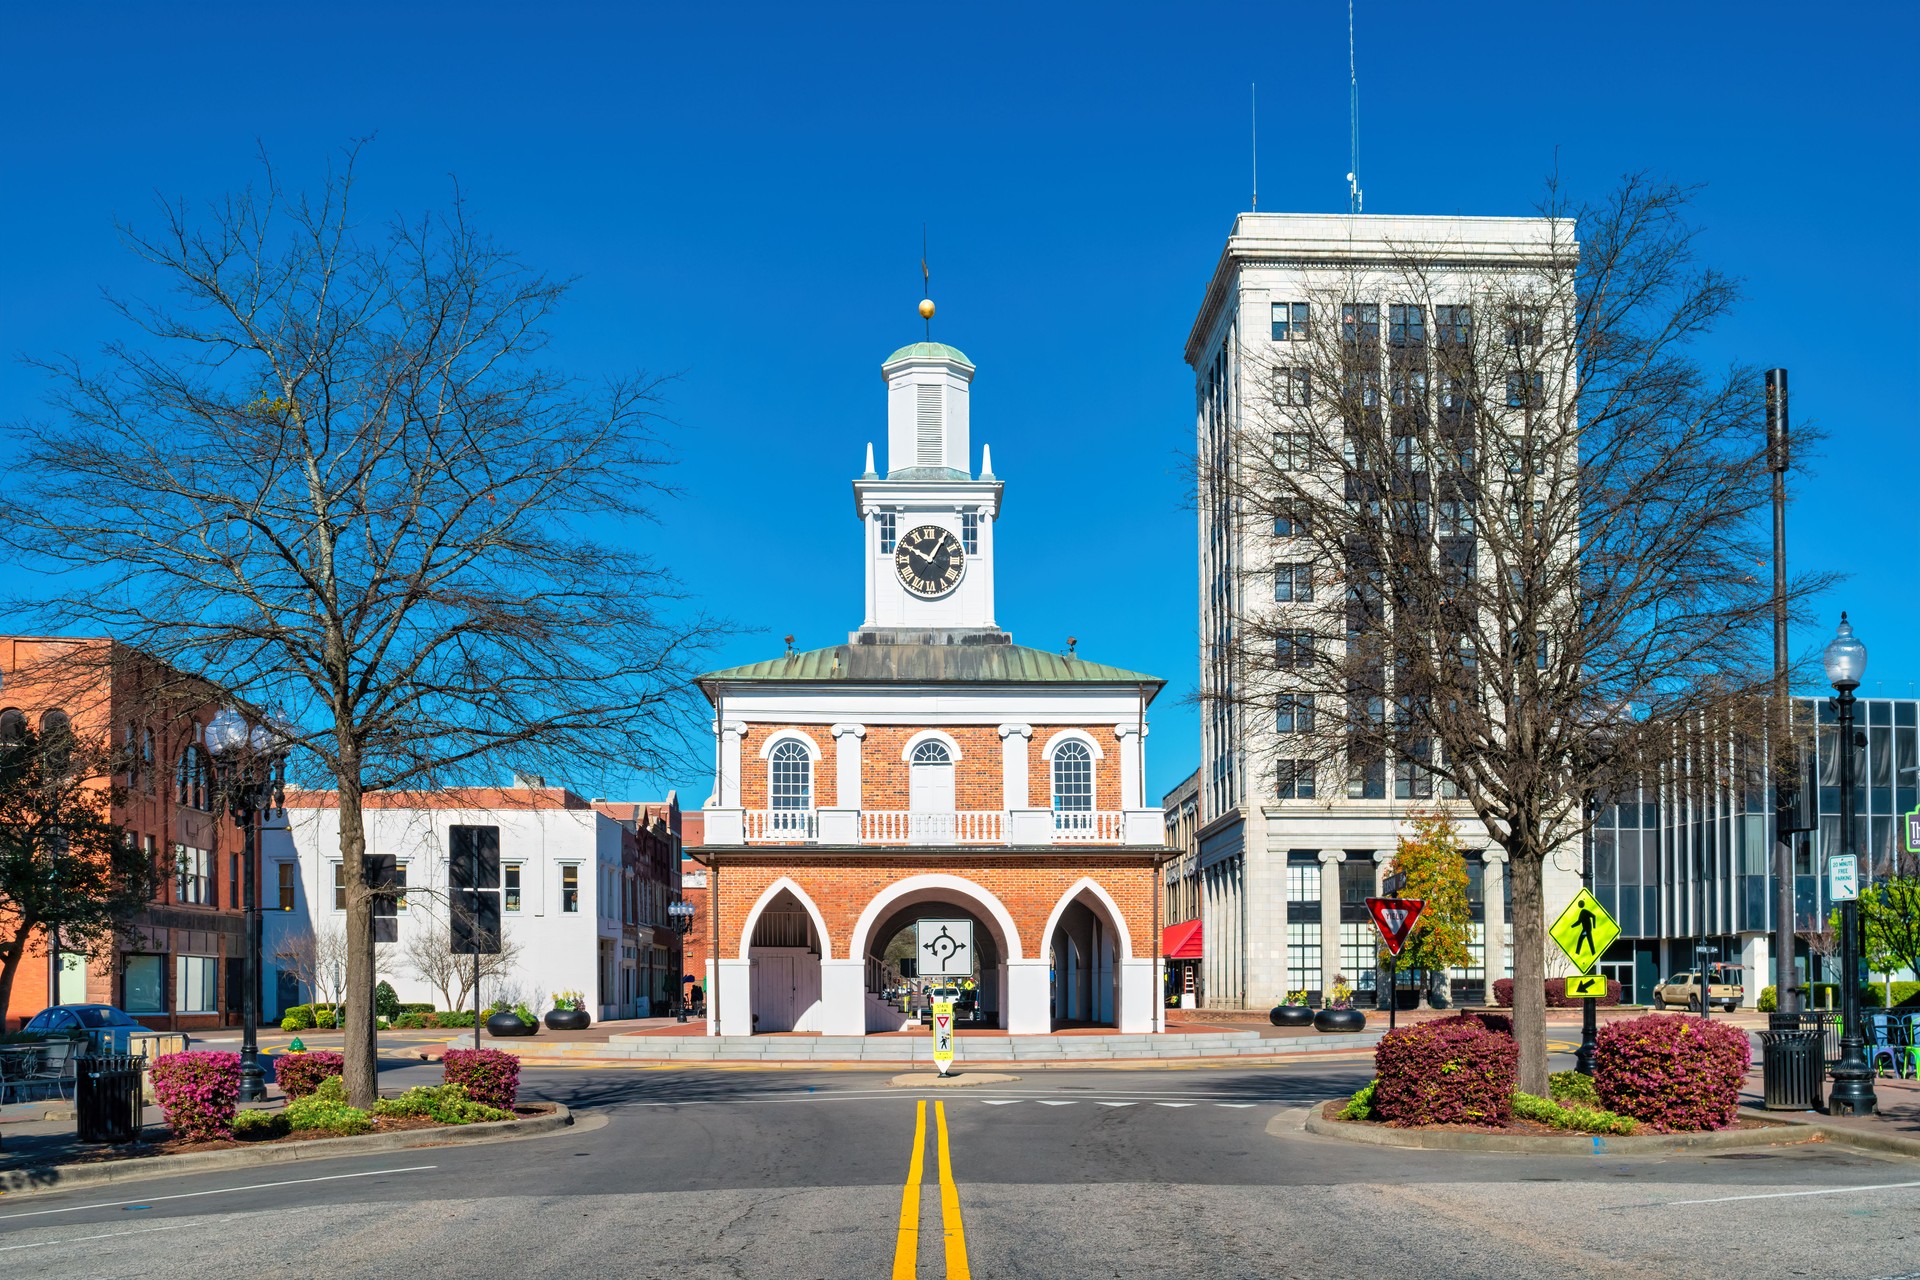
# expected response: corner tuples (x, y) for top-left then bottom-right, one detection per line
(830, 723), (866, 808)
(1483, 852), (1508, 983)
(718, 721), (747, 808)
(716, 959), (752, 1036)
(1114, 722), (1149, 809)
(1004, 958), (1051, 1034)
(1318, 850), (1345, 996)
(1740, 933), (1769, 1009)
(818, 959), (867, 1035)
(998, 723), (1032, 810)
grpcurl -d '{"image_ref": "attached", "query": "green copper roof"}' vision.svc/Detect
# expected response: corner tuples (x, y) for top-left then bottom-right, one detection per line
(884, 341), (974, 369)
(698, 638), (1161, 691)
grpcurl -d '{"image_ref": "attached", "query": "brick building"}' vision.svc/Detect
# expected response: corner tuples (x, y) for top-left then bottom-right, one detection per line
(692, 332), (1171, 1037)
(678, 810), (708, 999)
(1, 637), (247, 1032)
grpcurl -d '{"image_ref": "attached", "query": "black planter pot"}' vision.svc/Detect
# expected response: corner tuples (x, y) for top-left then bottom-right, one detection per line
(545, 1007), (591, 1032)
(486, 1011), (537, 1038)
(1269, 1004), (1316, 1028)
(1314, 1007), (1368, 1033)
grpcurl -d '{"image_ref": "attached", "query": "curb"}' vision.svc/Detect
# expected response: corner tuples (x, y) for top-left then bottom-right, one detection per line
(0, 1104), (572, 1199)
(887, 1072), (1021, 1088)
(1301, 1100), (1816, 1155)
(1733, 1106), (1920, 1161)
(475, 1050), (1380, 1071)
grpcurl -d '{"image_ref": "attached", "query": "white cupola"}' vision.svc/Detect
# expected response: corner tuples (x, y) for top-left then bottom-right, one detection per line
(881, 342), (974, 477)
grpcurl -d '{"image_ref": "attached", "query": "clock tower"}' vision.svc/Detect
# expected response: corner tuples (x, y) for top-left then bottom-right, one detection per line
(853, 338), (1004, 633)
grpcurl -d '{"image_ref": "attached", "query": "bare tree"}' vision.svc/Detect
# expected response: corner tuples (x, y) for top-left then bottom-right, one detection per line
(5, 150), (707, 1104)
(400, 914), (521, 1012)
(270, 922), (352, 1008)
(1206, 176), (1832, 1092)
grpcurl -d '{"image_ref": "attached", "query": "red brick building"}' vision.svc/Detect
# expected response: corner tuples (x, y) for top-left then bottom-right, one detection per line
(1, 637), (247, 1032)
(691, 335), (1170, 1036)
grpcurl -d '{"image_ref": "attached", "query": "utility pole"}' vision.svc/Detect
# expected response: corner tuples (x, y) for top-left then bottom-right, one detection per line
(1767, 369), (1800, 1023)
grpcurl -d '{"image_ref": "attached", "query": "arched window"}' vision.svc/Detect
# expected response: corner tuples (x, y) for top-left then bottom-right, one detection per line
(39, 710), (72, 776)
(909, 740), (951, 766)
(126, 721), (139, 788)
(141, 729), (155, 793)
(1051, 740), (1094, 812)
(0, 708), (25, 744)
(767, 740), (813, 831)
(176, 744), (212, 811)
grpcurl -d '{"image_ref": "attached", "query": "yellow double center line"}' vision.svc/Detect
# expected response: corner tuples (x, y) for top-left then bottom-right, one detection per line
(892, 1099), (970, 1279)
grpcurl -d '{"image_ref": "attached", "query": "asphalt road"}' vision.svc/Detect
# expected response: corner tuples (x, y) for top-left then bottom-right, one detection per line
(0, 1052), (1914, 1279)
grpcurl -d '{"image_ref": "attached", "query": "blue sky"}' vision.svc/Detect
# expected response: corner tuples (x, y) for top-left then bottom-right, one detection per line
(2, 2), (1915, 805)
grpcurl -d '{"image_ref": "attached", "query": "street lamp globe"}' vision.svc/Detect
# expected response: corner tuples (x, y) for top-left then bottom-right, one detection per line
(1822, 613), (1868, 689)
(249, 723), (270, 752)
(206, 707), (249, 757)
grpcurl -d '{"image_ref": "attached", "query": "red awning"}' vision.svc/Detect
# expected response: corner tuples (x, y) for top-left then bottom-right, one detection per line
(1162, 919), (1203, 961)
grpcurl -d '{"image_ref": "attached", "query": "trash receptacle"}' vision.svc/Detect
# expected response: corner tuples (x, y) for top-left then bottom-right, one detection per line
(75, 1054), (145, 1144)
(1759, 1029), (1825, 1111)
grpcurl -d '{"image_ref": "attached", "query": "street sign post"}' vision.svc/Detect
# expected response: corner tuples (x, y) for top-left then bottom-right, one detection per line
(1829, 852), (1859, 903)
(1565, 974), (1608, 1000)
(1549, 888), (1620, 974)
(1364, 897), (1425, 1030)
(931, 1000), (955, 1076)
(916, 920), (974, 978)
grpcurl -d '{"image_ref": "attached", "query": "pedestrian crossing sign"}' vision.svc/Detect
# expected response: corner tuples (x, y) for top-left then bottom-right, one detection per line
(1565, 974), (1608, 999)
(932, 1000), (955, 1076)
(1549, 888), (1618, 974)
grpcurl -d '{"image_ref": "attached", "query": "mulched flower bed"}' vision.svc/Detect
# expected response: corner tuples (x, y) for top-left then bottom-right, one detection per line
(1317, 1100), (1781, 1137)
(43, 1103), (552, 1164)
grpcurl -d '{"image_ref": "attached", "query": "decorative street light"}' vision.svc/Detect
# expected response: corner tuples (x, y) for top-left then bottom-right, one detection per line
(668, 899), (696, 1023)
(1821, 613), (1876, 1117)
(207, 708), (288, 1103)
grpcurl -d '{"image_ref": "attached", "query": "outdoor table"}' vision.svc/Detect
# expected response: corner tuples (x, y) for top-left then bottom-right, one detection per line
(0, 1043), (45, 1102)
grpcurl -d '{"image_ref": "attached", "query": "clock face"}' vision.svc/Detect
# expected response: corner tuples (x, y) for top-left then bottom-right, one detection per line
(894, 523), (966, 597)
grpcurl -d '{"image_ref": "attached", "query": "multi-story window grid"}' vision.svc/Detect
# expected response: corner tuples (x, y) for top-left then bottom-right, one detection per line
(1272, 502), (1306, 537)
(1341, 303), (1380, 343)
(1271, 301), (1309, 341)
(877, 512), (897, 553)
(768, 740), (813, 836)
(176, 746), (211, 811)
(1506, 371), (1545, 408)
(174, 844), (212, 905)
(1200, 337), (1240, 819)
(1273, 630), (1314, 669)
(1341, 923), (1380, 995)
(1388, 304), (1425, 346)
(1505, 304), (1543, 347)
(1435, 304), (1472, 345)
(1273, 563), (1314, 603)
(1273, 429), (1310, 471)
(1285, 861), (1321, 996)
(1275, 694), (1315, 735)
(1272, 366), (1310, 406)
(1275, 759), (1314, 799)
(961, 511), (979, 554)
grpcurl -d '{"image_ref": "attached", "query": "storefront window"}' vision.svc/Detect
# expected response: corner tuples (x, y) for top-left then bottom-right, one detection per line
(124, 954), (164, 1012)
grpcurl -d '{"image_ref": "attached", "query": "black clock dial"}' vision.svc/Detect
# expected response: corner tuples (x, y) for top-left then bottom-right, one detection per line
(894, 523), (965, 597)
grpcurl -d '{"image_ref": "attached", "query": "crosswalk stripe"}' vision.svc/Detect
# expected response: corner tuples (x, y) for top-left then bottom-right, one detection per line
(1155, 1102), (1196, 1108)
(1038, 1100), (1077, 1106)
(1096, 1101), (1135, 1107)
(1217, 1103), (1255, 1108)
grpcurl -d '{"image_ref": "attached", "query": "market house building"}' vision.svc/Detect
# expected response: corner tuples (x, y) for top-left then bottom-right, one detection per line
(693, 332), (1171, 1037)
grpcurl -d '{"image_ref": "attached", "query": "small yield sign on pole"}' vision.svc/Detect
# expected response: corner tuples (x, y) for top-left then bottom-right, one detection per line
(1365, 897), (1424, 1031)
(931, 1000), (956, 1076)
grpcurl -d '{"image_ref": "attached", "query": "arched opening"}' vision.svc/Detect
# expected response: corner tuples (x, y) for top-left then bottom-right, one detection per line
(850, 877), (1021, 1034)
(745, 886), (825, 1033)
(1047, 884), (1126, 1029)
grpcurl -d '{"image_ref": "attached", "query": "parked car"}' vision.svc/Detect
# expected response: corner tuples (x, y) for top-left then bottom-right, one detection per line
(1650, 972), (1742, 1012)
(20, 1004), (146, 1051)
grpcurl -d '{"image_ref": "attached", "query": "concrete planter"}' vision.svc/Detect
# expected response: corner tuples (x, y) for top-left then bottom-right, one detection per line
(1315, 1008), (1367, 1033)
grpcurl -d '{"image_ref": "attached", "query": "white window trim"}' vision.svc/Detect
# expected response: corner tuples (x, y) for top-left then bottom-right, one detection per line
(1040, 728), (1104, 762)
(757, 730), (823, 762)
(900, 728), (963, 762)
(503, 862), (525, 914)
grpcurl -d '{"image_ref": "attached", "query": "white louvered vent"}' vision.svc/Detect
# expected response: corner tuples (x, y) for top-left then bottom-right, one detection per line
(916, 385), (942, 465)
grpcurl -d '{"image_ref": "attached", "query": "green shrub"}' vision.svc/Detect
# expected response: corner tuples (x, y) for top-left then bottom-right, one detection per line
(1512, 1091), (1638, 1135)
(437, 1010), (476, 1028)
(1338, 1081), (1376, 1121)
(393, 1012), (442, 1030)
(314, 1009), (338, 1029)
(396, 1003), (435, 1015)
(511, 1002), (538, 1025)
(372, 1083), (513, 1126)
(284, 1077), (371, 1135)
(1758, 986), (1777, 1013)
(232, 1109), (290, 1140)
(374, 981), (401, 1020)
(280, 1006), (316, 1032)
(1549, 1071), (1600, 1107)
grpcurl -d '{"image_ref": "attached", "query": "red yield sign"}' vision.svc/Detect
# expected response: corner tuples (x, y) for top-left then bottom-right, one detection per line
(1365, 896), (1426, 957)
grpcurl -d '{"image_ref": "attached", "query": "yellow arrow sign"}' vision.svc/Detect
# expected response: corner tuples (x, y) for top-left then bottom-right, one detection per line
(1549, 888), (1619, 974)
(1564, 973), (1608, 999)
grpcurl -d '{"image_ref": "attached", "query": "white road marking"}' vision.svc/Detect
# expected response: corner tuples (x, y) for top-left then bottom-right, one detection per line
(1155, 1102), (1196, 1108)
(0, 1223), (189, 1252)
(1096, 1102), (1135, 1108)
(1670, 1180), (1920, 1206)
(0, 1165), (440, 1221)
(1038, 1101), (1077, 1107)
(980, 1100), (1021, 1106)
(1217, 1103), (1256, 1109)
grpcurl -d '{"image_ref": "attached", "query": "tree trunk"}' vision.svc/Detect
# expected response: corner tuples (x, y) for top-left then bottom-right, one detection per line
(0, 932), (31, 1029)
(337, 774), (379, 1109)
(1508, 849), (1549, 1095)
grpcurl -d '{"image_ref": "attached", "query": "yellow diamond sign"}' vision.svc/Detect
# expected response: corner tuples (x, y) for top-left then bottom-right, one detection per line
(1549, 888), (1618, 974)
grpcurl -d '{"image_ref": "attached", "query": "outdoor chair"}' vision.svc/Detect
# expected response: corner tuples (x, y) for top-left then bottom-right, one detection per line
(24, 1039), (78, 1101)
(1865, 1014), (1906, 1080)
(0, 1045), (39, 1104)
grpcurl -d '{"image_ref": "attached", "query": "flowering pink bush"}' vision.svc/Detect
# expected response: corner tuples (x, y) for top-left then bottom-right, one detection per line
(1593, 1014), (1750, 1132)
(1493, 977), (1623, 1007)
(271, 1050), (345, 1099)
(442, 1048), (519, 1111)
(1371, 1018), (1517, 1126)
(151, 1051), (242, 1142)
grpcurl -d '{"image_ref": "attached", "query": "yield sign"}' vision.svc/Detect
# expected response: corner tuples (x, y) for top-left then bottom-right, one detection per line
(1365, 897), (1425, 957)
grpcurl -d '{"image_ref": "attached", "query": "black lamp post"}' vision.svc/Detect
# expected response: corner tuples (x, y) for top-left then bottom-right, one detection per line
(207, 709), (287, 1103)
(668, 900), (695, 1022)
(1821, 613), (1876, 1117)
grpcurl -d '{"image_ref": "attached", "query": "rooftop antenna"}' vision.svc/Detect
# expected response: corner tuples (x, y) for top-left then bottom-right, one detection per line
(1250, 82), (1258, 211)
(1346, 0), (1364, 214)
(919, 226), (934, 339)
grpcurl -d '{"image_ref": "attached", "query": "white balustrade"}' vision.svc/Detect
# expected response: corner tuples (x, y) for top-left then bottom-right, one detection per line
(1051, 810), (1125, 842)
(859, 811), (1005, 844)
(745, 809), (818, 842)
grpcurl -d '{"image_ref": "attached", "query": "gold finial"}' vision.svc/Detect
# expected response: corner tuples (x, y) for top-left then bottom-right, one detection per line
(918, 298), (936, 321)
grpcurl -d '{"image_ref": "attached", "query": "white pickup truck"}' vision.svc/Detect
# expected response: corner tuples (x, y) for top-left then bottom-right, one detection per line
(1651, 971), (1743, 1012)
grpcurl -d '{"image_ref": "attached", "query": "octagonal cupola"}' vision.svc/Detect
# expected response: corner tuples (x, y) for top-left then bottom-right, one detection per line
(882, 341), (974, 479)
